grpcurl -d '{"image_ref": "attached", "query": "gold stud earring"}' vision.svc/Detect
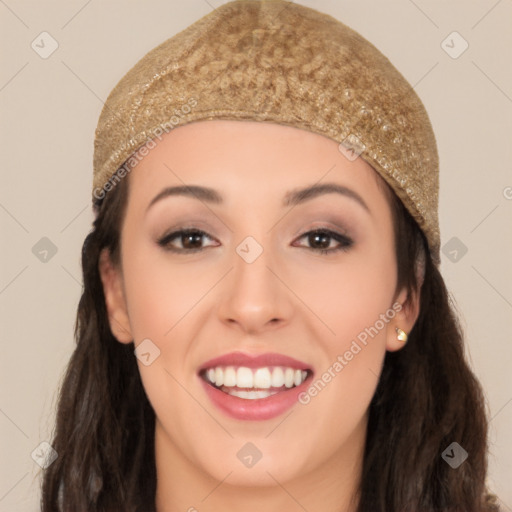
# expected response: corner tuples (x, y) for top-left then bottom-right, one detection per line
(395, 327), (408, 342)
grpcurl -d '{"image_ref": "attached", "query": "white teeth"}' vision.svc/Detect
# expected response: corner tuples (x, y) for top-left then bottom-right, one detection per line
(271, 367), (285, 387)
(284, 368), (295, 388)
(223, 367), (236, 387)
(228, 389), (279, 399)
(215, 367), (224, 386)
(254, 367), (272, 388)
(203, 365), (309, 389)
(236, 367), (253, 388)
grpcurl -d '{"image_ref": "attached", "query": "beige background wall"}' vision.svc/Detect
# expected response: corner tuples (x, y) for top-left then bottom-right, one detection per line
(1, 0), (511, 510)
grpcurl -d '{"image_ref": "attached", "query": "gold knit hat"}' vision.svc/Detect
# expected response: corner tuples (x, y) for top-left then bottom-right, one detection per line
(93, 0), (440, 266)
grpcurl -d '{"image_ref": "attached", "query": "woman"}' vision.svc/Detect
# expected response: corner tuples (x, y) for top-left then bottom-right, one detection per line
(41, 1), (501, 510)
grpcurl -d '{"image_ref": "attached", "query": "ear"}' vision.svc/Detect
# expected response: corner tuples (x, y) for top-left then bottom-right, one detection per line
(386, 284), (421, 352)
(98, 248), (133, 344)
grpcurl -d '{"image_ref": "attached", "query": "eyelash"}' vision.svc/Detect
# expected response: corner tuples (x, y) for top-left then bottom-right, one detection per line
(157, 227), (353, 255)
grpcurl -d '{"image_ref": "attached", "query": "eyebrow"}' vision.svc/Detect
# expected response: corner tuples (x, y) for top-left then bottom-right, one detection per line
(146, 182), (370, 214)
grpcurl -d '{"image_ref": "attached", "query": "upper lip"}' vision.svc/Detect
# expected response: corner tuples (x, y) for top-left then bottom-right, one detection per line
(198, 351), (313, 372)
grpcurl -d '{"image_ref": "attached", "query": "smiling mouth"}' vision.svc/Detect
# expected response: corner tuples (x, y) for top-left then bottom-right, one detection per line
(199, 366), (313, 400)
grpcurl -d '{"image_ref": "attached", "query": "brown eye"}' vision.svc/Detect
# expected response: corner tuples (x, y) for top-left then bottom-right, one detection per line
(157, 229), (216, 253)
(294, 229), (353, 255)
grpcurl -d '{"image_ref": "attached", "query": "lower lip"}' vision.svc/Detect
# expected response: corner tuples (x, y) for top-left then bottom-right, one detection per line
(199, 374), (312, 421)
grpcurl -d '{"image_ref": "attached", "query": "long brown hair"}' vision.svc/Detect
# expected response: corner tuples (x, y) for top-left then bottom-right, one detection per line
(41, 166), (500, 512)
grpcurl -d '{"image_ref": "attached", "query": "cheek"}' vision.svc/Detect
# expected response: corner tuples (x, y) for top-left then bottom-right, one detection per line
(119, 236), (221, 412)
(120, 240), (215, 342)
(289, 249), (395, 456)
(119, 244), (212, 452)
(292, 244), (396, 344)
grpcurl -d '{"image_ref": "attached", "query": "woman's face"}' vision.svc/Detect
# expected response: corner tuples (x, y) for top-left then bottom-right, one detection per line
(100, 120), (418, 493)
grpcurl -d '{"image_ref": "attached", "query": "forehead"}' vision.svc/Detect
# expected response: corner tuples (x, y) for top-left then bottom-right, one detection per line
(125, 120), (390, 211)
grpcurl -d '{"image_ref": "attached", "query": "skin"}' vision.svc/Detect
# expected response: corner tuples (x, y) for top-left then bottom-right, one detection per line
(99, 120), (420, 512)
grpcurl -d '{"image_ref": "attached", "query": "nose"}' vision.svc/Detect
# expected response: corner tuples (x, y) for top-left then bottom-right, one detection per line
(217, 240), (294, 335)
